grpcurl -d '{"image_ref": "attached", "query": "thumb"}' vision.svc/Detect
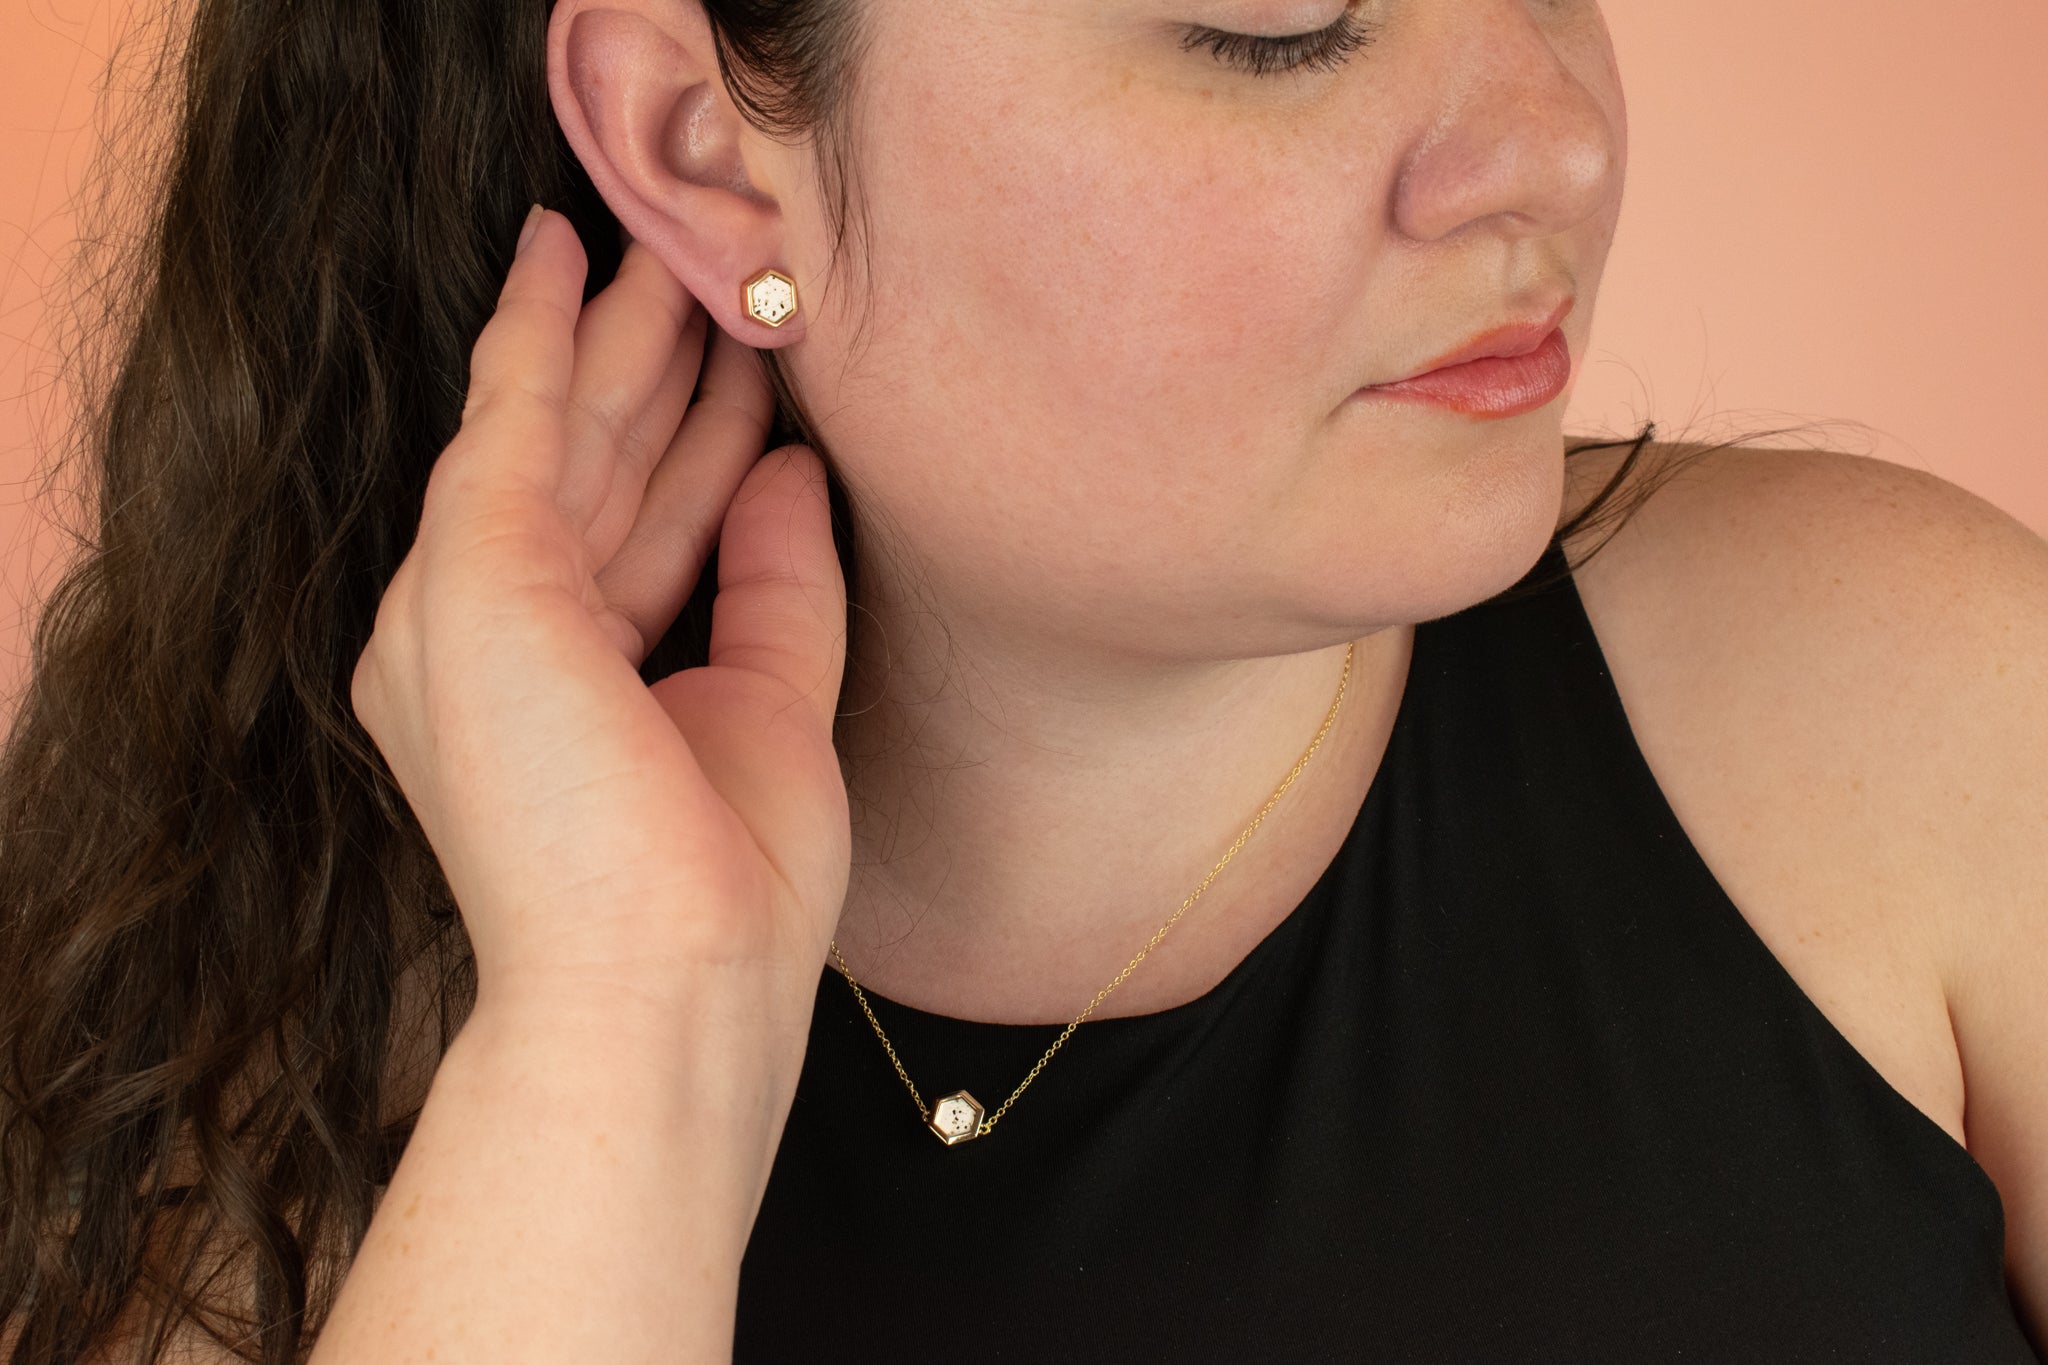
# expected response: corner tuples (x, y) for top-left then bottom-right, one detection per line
(705, 444), (849, 739)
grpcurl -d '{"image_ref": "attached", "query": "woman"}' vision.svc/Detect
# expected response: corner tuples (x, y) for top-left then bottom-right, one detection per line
(0, 0), (2041, 1360)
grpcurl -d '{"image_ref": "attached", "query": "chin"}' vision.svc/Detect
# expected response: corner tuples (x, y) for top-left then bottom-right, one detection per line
(1423, 422), (1569, 590)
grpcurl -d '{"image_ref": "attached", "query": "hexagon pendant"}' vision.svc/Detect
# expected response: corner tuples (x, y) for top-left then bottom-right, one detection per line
(928, 1090), (985, 1145)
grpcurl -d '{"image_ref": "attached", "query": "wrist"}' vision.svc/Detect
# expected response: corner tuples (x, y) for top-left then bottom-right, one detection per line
(451, 973), (815, 1230)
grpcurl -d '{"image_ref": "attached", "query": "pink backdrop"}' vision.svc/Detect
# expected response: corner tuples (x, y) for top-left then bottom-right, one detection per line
(4, 1), (2046, 718)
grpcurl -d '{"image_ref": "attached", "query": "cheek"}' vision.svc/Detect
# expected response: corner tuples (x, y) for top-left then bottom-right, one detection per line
(876, 103), (1371, 472)
(1080, 183), (1340, 417)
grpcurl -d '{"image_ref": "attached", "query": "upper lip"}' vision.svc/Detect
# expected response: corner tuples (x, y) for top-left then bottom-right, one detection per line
(1374, 296), (1575, 386)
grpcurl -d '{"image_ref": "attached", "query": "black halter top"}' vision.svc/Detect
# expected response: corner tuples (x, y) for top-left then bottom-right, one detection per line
(732, 539), (2039, 1362)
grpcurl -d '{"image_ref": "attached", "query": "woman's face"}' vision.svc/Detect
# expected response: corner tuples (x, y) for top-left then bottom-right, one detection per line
(773, 0), (1627, 668)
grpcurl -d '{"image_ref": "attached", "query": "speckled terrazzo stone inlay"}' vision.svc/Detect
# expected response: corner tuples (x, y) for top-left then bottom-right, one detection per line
(928, 1090), (985, 1145)
(744, 269), (798, 326)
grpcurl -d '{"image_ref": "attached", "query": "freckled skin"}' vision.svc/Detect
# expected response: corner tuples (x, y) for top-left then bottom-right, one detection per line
(771, 1), (1628, 658)
(691, 0), (1633, 1004)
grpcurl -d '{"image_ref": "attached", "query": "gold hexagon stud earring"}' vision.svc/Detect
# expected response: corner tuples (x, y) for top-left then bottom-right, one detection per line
(742, 267), (799, 328)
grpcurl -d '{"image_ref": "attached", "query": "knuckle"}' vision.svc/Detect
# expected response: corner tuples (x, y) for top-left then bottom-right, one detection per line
(567, 388), (633, 453)
(461, 374), (565, 429)
(462, 296), (577, 403)
(422, 438), (474, 502)
(348, 644), (382, 728)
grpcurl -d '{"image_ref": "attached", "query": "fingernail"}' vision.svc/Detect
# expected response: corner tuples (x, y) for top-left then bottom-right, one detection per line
(515, 203), (544, 257)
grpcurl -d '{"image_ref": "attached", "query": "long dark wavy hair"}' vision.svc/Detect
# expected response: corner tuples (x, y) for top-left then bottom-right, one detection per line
(0, 0), (1799, 1359)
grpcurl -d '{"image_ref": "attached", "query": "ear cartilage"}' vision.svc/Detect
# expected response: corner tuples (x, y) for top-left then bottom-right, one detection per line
(743, 268), (799, 327)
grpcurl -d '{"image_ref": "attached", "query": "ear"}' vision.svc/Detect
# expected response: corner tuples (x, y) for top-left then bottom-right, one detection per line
(545, 0), (805, 344)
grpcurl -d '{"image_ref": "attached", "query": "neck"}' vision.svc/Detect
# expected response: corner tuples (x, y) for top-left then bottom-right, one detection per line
(827, 607), (1414, 1024)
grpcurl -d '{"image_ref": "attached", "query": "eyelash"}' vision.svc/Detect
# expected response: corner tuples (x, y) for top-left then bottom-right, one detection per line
(1181, 7), (1381, 77)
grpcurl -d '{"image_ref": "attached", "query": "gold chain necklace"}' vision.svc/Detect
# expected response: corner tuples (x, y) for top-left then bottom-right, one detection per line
(828, 640), (1356, 1145)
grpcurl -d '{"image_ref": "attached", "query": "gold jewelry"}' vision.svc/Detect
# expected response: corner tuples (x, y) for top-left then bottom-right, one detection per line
(830, 640), (1357, 1145)
(742, 267), (799, 327)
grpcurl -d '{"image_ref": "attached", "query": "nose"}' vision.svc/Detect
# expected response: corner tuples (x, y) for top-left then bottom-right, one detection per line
(1390, 4), (1620, 243)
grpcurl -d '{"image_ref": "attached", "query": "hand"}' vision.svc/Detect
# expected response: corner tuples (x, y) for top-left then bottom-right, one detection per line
(349, 208), (850, 1020)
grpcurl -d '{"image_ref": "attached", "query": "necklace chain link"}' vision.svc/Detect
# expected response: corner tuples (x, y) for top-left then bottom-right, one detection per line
(829, 640), (1357, 1144)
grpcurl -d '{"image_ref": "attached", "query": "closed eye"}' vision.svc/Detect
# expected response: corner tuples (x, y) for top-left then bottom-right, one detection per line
(1180, 6), (1380, 77)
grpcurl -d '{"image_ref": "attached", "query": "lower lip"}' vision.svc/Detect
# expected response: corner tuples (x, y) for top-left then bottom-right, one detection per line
(1357, 327), (1573, 418)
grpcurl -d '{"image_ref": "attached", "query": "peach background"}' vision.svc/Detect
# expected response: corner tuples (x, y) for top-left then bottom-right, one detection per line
(4, 0), (2046, 717)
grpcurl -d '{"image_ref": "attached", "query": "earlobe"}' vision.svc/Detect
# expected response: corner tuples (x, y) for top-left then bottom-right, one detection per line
(544, 0), (803, 344)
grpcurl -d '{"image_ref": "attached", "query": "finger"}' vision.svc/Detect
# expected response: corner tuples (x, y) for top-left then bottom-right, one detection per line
(558, 239), (707, 539)
(449, 209), (588, 497)
(705, 441), (848, 741)
(579, 300), (714, 563)
(593, 324), (779, 664)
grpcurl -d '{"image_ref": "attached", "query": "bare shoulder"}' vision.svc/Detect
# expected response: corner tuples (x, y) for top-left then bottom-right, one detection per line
(1557, 435), (2048, 1340)
(1558, 438), (2048, 703)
